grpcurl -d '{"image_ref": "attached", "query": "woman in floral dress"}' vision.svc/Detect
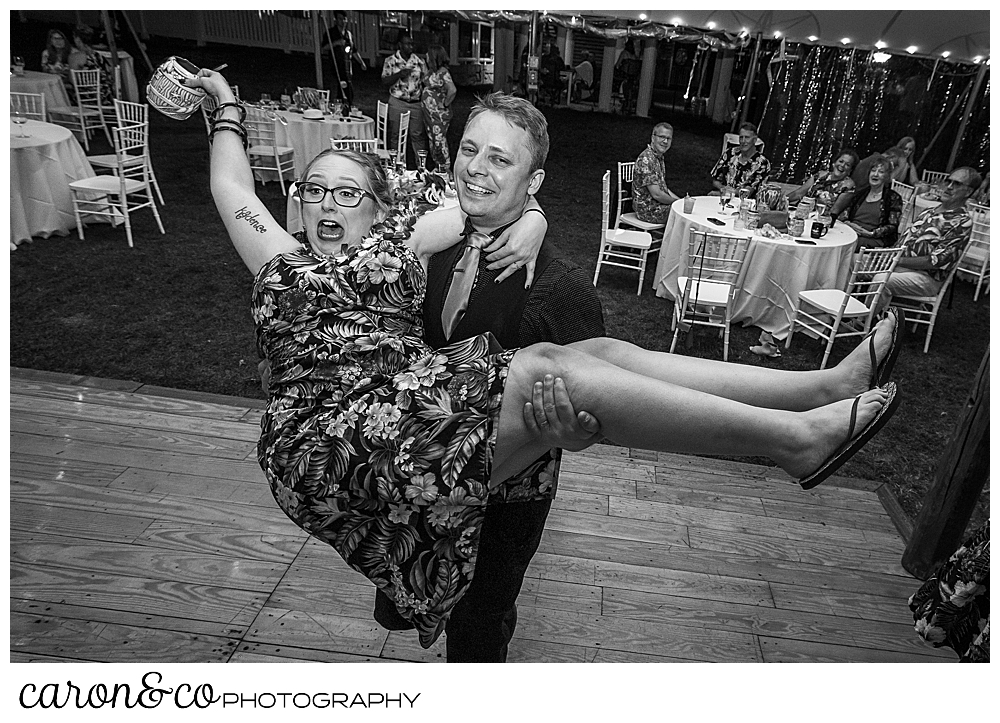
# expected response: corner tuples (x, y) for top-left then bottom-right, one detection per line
(193, 69), (901, 648)
(421, 45), (457, 175)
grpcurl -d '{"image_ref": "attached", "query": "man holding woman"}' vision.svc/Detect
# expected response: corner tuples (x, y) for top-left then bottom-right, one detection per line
(189, 67), (902, 656)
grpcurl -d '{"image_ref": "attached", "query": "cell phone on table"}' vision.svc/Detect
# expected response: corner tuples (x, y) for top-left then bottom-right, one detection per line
(706, 217), (726, 226)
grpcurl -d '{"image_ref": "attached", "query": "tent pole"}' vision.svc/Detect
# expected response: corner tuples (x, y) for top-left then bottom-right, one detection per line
(947, 62), (987, 171)
(312, 11), (323, 89)
(119, 10), (154, 74)
(734, 33), (761, 131)
(101, 10), (121, 99)
(919, 82), (972, 170)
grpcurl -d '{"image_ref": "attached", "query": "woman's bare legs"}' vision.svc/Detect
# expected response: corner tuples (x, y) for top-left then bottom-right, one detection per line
(567, 313), (896, 412)
(491, 343), (889, 484)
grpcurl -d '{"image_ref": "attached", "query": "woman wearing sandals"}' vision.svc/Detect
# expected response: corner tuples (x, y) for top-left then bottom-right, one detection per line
(189, 67), (903, 648)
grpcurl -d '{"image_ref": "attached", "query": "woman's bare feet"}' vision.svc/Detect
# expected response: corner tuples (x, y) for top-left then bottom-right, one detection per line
(777, 387), (889, 479)
(833, 313), (897, 399)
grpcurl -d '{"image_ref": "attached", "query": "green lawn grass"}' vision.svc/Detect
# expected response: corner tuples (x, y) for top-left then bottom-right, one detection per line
(9, 32), (988, 529)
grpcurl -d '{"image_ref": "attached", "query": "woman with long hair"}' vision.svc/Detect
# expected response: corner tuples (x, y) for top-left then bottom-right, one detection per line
(189, 68), (902, 648)
(891, 136), (921, 186)
(40, 28), (71, 82)
(421, 44), (457, 175)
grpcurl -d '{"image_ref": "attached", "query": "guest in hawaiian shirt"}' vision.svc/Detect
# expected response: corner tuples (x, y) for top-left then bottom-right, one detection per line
(633, 122), (681, 225)
(787, 148), (859, 210)
(710, 122), (771, 196)
(876, 166), (981, 313)
(381, 31), (428, 169)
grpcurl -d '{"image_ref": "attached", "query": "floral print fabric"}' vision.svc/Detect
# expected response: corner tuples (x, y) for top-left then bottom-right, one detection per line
(909, 522), (989, 662)
(252, 206), (554, 648)
(710, 147), (772, 195)
(421, 68), (453, 172)
(382, 51), (427, 103)
(900, 205), (973, 281)
(633, 145), (670, 225)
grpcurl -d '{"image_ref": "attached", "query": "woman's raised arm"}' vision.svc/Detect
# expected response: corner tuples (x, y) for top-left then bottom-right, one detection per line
(186, 69), (299, 275)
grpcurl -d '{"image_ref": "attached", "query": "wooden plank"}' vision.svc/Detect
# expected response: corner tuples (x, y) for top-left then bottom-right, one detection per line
(11, 611), (239, 663)
(550, 488), (609, 515)
(590, 557), (775, 607)
(688, 526), (910, 577)
(609, 495), (902, 549)
(602, 586), (955, 659)
(651, 451), (777, 478)
(635, 481), (768, 516)
(769, 581), (924, 625)
(10, 652), (83, 663)
(11, 375), (260, 421)
(133, 382), (267, 412)
(12, 431), (264, 483)
(110, 467), (275, 508)
(512, 607), (762, 662)
(12, 534), (290, 592)
(10, 452), (127, 487)
(757, 496), (899, 535)
(135, 522), (306, 564)
(591, 648), (692, 663)
(12, 409), (257, 460)
(10, 500), (155, 544)
(11, 561), (269, 629)
(10, 596), (257, 639)
(561, 454), (657, 481)
(243, 607), (389, 657)
(556, 468), (637, 498)
(11, 476), (297, 535)
(11, 393), (260, 442)
(570, 443), (630, 458)
(265, 571), (380, 621)
(516, 576), (603, 615)
(380, 630), (595, 663)
(542, 527), (917, 600)
(544, 508), (689, 546)
(758, 635), (951, 663)
(379, 631), (448, 662)
(229, 645), (401, 663)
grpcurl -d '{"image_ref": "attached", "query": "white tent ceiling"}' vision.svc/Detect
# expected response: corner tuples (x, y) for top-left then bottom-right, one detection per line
(564, 9), (989, 64)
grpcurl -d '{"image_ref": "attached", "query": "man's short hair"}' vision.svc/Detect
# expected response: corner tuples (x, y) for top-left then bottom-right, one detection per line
(466, 92), (550, 171)
(334, 10), (347, 19)
(954, 166), (983, 191)
(653, 122), (673, 136)
(739, 122), (758, 135)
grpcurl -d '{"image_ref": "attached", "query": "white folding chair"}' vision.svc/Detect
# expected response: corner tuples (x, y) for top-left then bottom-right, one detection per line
(330, 138), (379, 153)
(48, 69), (113, 151)
(921, 170), (949, 187)
(892, 262), (963, 353)
(246, 105), (296, 195)
(722, 132), (765, 155)
(376, 100), (389, 150)
(616, 161), (667, 236)
(671, 229), (750, 361)
(953, 203), (990, 302)
(88, 99), (165, 206)
(893, 180), (916, 231)
(10, 92), (46, 121)
(395, 110), (411, 162)
(593, 169), (655, 295)
(786, 246), (904, 369)
(68, 123), (165, 248)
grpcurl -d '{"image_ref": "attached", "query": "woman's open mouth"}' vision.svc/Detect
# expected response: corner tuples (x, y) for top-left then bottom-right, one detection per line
(317, 220), (344, 242)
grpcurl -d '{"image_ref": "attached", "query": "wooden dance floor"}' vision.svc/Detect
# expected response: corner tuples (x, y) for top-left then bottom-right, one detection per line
(9, 368), (952, 663)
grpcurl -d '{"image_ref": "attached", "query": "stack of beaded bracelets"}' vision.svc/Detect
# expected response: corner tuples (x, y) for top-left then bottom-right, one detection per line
(208, 101), (248, 151)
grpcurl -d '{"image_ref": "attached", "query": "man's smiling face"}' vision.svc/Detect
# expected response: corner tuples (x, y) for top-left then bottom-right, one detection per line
(453, 111), (544, 231)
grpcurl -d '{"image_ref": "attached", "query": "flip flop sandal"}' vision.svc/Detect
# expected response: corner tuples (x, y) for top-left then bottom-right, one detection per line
(799, 382), (900, 490)
(749, 343), (782, 357)
(861, 307), (904, 389)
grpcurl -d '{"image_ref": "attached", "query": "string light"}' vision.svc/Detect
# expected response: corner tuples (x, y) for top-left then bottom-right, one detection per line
(906, 45), (918, 54)
(808, 35), (818, 41)
(707, 21), (716, 29)
(671, 17), (683, 26)
(875, 40), (887, 49)
(774, 31), (782, 39)
(941, 51), (951, 58)
(873, 52), (892, 63)
(639, 13), (647, 21)
(840, 37), (851, 45)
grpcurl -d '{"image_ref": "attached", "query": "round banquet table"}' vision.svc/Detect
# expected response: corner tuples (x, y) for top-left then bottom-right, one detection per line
(273, 110), (375, 177)
(10, 119), (114, 249)
(10, 70), (72, 113)
(651, 196), (858, 340)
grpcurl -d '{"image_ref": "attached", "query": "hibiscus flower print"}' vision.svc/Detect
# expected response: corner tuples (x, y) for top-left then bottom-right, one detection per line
(355, 251), (403, 286)
(363, 402), (402, 440)
(405, 473), (439, 504)
(393, 352), (448, 391)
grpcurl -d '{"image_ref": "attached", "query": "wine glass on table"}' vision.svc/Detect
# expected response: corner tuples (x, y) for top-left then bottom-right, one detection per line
(12, 109), (28, 137)
(12, 55), (25, 75)
(260, 93), (272, 108)
(720, 187), (733, 212)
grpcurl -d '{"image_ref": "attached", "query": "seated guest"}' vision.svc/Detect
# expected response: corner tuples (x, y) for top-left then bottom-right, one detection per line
(891, 136), (921, 186)
(787, 148), (860, 208)
(832, 155), (903, 249)
(710, 122), (771, 196)
(633, 122), (681, 225)
(574, 51), (595, 101)
(877, 167), (981, 312)
(971, 172), (990, 206)
(67, 24), (114, 106)
(852, 146), (904, 189)
(41, 28), (70, 82)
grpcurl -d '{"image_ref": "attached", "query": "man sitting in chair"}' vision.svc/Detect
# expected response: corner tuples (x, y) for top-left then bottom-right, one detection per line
(633, 122), (682, 225)
(573, 51), (595, 102)
(876, 166), (981, 313)
(710, 122), (771, 196)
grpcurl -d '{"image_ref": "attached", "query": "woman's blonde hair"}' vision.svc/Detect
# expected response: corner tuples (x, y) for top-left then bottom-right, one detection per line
(301, 149), (392, 216)
(426, 45), (450, 72)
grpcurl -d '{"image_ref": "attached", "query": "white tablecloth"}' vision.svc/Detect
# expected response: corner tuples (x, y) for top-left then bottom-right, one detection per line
(96, 50), (139, 102)
(274, 111), (375, 177)
(652, 196), (858, 339)
(10, 119), (107, 249)
(10, 70), (72, 114)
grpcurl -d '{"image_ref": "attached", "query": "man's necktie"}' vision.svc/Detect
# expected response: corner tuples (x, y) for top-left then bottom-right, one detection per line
(441, 219), (492, 341)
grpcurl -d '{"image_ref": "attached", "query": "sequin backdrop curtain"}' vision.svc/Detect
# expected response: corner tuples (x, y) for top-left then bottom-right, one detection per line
(758, 43), (990, 183)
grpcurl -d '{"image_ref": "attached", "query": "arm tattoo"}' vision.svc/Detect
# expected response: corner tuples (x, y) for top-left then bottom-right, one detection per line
(235, 206), (268, 234)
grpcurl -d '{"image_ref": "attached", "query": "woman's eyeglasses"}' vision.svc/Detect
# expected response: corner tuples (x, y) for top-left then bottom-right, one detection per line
(296, 182), (375, 207)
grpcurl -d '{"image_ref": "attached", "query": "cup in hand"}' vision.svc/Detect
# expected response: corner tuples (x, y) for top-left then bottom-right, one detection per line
(147, 56), (207, 120)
